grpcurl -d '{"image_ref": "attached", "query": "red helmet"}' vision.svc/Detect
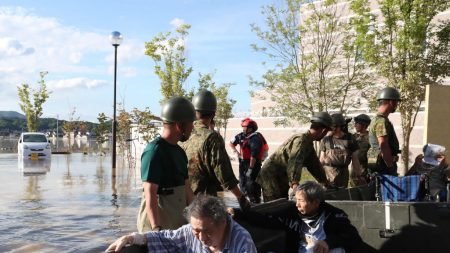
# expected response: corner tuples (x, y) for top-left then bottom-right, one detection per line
(241, 118), (258, 131)
(241, 117), (251, 123)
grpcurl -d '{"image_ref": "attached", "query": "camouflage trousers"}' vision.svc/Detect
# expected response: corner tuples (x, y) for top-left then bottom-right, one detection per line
(256, 160), (289, 202)
(323, 165), (349, 188)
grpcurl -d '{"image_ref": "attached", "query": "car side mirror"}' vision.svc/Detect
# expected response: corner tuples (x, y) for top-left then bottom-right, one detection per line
(48, 140), (51, 143)
(19, 140), (22, 143)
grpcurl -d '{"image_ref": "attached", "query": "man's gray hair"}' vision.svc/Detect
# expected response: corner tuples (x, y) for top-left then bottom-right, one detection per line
(184, 194), (227, 225)
(296, 181), (325, 202)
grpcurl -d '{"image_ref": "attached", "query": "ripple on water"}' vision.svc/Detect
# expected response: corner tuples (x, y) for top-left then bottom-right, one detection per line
(0, 153), (242, 252)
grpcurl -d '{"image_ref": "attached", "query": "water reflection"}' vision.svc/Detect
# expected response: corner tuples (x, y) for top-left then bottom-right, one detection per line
(18, 157), (51, 175)
(62, 155), (74, 186)
(0, 153), (140, 253)
(18, 158), (51, 204)
(94, 157), (107, 193)
(0, 153), (239, 253)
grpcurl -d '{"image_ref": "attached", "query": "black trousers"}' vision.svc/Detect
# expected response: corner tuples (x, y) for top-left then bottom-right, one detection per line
(239, 159), (262, 203)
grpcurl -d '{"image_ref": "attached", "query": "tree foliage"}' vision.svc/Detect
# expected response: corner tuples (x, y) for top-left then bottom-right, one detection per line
(130, 107), (160, 144)
(145, 24), (192, 102)
(95, 112), (109, 153)
(17, 71), (51, 131)
(250, 0), (375, 125)
(117, 105), (132, 153)
(195, 73), (236, 137)
(351, 0), (450, 171)
(62, 107), (79, 151)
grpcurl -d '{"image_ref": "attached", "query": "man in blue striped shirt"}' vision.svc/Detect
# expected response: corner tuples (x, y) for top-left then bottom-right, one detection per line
(106, 194), (256, 253)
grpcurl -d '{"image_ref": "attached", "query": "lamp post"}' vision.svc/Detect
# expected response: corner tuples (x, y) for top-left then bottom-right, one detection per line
(110, 31), (123, 172)
(56, 114), (59, 151)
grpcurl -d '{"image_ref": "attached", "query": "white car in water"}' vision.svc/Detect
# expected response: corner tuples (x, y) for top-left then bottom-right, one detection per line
(18, 132), (52, 160)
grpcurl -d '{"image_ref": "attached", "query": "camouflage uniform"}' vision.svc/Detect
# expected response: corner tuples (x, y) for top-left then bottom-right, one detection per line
(368, 114), (400, 175)
(352, 132), (370, 176)
(180, 121), (239, 196)
(256, 130), (328, 201)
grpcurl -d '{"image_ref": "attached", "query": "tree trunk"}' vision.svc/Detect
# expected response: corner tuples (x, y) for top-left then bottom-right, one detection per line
(401, 134), (410, 175)
(400, 111), (413, 175)
(223, 125), (227, 141)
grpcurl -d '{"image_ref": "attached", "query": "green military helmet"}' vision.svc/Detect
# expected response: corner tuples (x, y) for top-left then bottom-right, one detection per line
(354, 114), (371, 125)
(161, 96), (196, 123)
(310, 112), (333, 128)
(192, 90), (217, 112)
(331, 113), (346, 127)
(377, 87), (401, 101)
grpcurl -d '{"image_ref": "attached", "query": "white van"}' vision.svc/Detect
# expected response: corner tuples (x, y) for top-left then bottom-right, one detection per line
(18, 132), (52, 160)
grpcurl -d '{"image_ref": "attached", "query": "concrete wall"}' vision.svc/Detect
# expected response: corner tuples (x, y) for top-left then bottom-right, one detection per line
(423, 85), (450, 150)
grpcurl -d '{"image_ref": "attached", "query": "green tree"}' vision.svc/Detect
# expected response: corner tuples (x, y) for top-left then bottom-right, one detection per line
(351, 0), (450, 172)
(145, 24), (192, 102)
(62, 107), (79, 152)
(17, 71), (51, 131)
(196, 73), (236, 138)
(130, 107), (159, 144)
(250, 0), (375, 125)
(95, 112), (109, 154)
(117, 105), (132, 154)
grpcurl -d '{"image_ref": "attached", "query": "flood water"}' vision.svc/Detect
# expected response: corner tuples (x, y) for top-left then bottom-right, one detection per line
(0, 153), (141, 253)
(0, 151), (238, 252)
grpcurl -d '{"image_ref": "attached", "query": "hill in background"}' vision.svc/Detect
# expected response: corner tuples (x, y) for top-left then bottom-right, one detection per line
(0, 111), (26, 119)
(0, 111), (100, 134)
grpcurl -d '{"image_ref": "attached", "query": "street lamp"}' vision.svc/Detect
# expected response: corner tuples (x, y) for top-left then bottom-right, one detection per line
(56, 114), (59, 151)
(110, 31), (123, 171)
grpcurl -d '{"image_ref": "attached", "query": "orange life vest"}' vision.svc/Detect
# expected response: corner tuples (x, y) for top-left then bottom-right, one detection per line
(241, 132), (269, 161)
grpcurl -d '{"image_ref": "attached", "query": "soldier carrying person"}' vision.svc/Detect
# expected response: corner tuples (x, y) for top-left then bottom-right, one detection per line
(256, 112), (332, 202)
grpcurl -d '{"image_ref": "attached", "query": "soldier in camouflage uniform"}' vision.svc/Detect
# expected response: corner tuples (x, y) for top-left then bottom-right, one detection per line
(352, 114), (371, 184)
(180, 90), (251, 210)
(368, 87), (401, 176)
(256, 112), (332, 202)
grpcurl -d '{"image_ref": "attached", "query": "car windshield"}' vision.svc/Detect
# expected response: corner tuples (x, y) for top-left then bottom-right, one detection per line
(23, 134), (48, 143)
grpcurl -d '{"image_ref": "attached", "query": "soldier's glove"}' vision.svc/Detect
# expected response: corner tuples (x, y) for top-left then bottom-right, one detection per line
(238, 195), (252, 212)
(245, 168), (252, 178)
